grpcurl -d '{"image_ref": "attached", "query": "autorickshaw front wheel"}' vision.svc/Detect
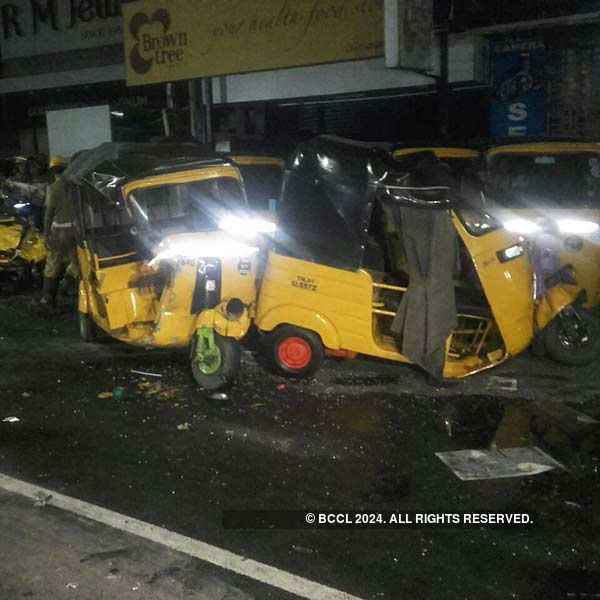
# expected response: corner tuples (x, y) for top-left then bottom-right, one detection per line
(190, 330), (241, 390)
(268, 325), (324, 378)
(543, 306), (600, 366)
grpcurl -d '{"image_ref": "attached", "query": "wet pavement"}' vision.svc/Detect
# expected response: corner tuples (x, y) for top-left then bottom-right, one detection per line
(0, 293), (599, 599)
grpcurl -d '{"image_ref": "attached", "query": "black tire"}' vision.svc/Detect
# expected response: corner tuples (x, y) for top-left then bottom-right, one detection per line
(543, 306), (600, 366)
(191, 332), (241, 390)
(79, 311), (97, 342)
(268, 325), (324, 378)
(529, 332), (546, 358)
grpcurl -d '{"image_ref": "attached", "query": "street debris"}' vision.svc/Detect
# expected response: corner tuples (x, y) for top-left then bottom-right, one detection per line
(2, 416), (20, 423)
(137, 380), (178, 401)
(131, 369), (162, 378)
(21, 392), (31, 398)
(277, 384), (286, 390)
(436, 446), (566, 480)
(65, 582), (78, 590)
(576, 413), (598, 424)
(177, 422), (191, 431)
(33, 491), (52, 507)
(210, 392), (228, 401)
(97, 391), (113, 399)
(487, 376), (518, 392)
(250, 402), (266, 408)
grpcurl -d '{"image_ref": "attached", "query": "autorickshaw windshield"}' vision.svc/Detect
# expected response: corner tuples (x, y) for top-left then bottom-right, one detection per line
(489, 152), (600, 208)
(127, 176), (245, 238)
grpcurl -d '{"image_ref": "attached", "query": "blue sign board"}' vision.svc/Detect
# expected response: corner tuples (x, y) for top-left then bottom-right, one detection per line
(490, 40), (547, 137)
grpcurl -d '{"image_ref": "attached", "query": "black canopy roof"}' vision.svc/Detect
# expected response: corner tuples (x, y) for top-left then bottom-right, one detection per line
(276, 136), (453, 271)
(64, 142), (229, 199)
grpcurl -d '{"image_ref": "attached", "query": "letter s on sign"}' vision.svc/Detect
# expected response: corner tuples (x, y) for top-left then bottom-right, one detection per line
(508, 103), (527, 122)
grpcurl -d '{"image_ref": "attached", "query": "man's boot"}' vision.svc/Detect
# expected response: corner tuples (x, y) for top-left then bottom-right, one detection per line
(39, 277), (59, 314)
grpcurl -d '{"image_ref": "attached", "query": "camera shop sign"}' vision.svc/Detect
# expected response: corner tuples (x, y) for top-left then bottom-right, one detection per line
(0, 0), (123, 59)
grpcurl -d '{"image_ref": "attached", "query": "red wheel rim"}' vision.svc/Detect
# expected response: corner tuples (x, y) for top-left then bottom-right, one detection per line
(277, 337), (312, 370)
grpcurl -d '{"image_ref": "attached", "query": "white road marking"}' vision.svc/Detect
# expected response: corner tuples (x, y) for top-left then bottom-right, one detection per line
(0, 472), (364, 600)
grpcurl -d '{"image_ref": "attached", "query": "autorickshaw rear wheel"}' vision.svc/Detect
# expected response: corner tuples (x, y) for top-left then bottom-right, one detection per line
(191, 332), (241, 390)
(79, 312), (97, 342)
(269, 325), (324, 378)
(543, 306), (600, 366)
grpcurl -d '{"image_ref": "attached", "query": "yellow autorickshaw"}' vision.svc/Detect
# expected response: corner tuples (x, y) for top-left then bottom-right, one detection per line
(0, 191), (46, 292)
(67, 143), (275, 389)
(253, 136), (599, 381)
(484, 139), (600, 311)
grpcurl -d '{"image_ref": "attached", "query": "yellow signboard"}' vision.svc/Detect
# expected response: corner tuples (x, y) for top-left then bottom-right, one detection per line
(123, 0), (384, 86)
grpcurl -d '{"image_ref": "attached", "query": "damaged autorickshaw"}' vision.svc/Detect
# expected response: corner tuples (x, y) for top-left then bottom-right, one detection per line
(66, 143), (276, 389)
(252, 136), (599, 381)
(484, 139), (600, 310)
(0, 201), (46, 293)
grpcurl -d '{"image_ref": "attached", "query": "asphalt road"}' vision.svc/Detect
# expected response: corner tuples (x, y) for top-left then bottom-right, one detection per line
(0, 293), (599, 599)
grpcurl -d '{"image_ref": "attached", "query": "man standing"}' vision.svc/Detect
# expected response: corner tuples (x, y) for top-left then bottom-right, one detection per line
(39, 157), (78, 312)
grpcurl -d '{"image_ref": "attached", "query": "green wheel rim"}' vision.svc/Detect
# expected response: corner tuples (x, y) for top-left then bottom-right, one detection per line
(193, 328), (223, 375)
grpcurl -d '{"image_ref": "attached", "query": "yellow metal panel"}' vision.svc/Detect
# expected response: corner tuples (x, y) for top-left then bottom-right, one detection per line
(123, 0), (383, 86)
(229, 156), (285, 167)
(452, 213), (535, 357)
(95, 262), (145, 295)
(487, 142), (600, 158)
(104, 289), (131, 331)
(122, 166), (241, 197)
(393, 147), (480, 159)
(220, 256), (259, 305)
(18, 227), (46, 263)
(535, 284), (581, 331)
(152, 263), (197, 346)
(255, 253), (377, 353)
(0, 224), (23, 256)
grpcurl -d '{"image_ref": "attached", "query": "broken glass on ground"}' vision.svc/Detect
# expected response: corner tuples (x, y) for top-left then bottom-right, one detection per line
(436, 446), (566, 480)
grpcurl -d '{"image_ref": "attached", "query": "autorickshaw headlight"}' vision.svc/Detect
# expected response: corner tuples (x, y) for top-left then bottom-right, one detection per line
(503, 218), (541, 235)
(497, 244), (525, 263)
(148, 239), (259, 266)
(219, 215), (277, 236)
(557, 219), (599, 234)
(457, 208), (500, 236)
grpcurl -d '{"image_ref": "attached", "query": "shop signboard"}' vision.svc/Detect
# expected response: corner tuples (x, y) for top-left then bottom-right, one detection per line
(0, 0), (123, 59)
(490, 39), (547, 137)
(122, 0), (384, 86)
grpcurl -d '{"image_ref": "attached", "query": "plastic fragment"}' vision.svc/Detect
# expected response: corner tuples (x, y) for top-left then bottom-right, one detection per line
(131, 369), (162, 378)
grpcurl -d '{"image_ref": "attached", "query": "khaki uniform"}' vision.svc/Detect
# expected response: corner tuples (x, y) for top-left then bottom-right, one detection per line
(43, 177), (79, 279)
